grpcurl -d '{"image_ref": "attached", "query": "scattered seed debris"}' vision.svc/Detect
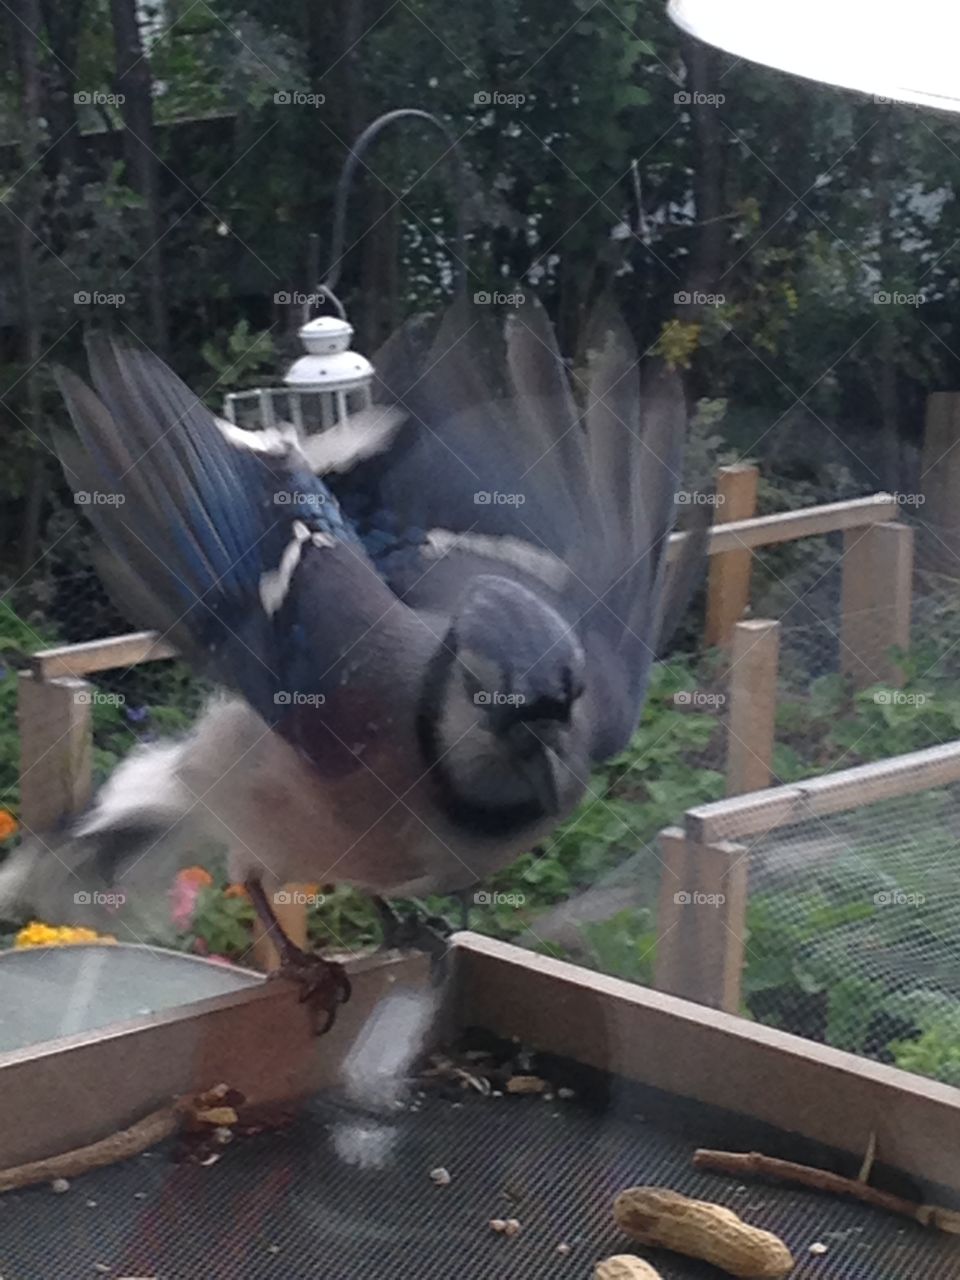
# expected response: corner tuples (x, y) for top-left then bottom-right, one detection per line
(556, 1242), (571, 1255)
(92, 1265), (111, 1274)
(809, 1242), (828, 1256)
(490, 1217), (522, 1238)
(194, 1106), (239, 1127)
(506, 1075), (547, 1095)
(50, 1178), (70, 1194)
(557, 1086), (576, 1100)
(430, 1167), (452, 1186)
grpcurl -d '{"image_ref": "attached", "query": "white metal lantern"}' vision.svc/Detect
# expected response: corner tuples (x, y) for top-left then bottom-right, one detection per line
(222, 314), (374, 439)
(221, 108), (464, 444)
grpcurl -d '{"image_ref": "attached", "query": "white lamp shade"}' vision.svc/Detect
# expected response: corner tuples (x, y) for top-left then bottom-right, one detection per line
(669, 0), (960, 113)
(284, 348), (375, 392)
(284, 317), (374, 392)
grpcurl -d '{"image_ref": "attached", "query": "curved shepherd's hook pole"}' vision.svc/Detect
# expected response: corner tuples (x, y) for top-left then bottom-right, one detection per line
(317, 108), (468, 316)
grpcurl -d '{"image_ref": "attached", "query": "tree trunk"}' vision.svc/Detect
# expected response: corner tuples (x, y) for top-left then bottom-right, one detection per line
(110, 0), (167, 350)
(874, 118), (902, 490)
(10, 0), (48, 576)
(680, 36), (726, 305)
(38, 0), (86, 178)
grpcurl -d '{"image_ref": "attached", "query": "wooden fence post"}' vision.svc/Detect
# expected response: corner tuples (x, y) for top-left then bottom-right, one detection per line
(17, 672), (93, 832)
(920, 392), (960, 575)
(725, 619), (780, 796)
(840, 521), (914, 689)
(653, 826), (748, 1013)
(704, 463), (759, 646)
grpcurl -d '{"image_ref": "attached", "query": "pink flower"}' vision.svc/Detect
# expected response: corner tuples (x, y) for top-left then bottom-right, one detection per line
(170, 874), (204, 929)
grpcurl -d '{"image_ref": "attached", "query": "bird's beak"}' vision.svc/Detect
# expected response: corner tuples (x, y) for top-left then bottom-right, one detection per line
(516, 744), (565, 815)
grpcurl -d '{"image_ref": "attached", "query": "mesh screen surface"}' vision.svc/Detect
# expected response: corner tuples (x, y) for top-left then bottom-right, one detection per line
(1, 1084), (958, 1280)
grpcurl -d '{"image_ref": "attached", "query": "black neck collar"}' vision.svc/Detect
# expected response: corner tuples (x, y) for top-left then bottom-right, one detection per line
(416, 641), (545, 838)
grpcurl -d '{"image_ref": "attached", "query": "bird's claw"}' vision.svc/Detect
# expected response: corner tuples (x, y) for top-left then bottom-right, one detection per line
(269, 947), (352, 1035)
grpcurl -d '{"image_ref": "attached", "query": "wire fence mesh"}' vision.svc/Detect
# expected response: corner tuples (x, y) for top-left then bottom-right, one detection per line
(741, 784), (960, 1083)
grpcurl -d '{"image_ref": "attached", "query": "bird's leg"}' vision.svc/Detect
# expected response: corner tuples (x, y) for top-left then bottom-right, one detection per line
(372, 896), (454, 964)
(245, 878), (351, 1034)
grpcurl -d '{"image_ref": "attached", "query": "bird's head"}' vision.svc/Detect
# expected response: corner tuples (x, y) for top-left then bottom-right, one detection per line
(420, 575), (588, 827)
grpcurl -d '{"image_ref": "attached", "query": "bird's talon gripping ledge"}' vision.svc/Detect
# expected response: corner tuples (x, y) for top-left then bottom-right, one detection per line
(269, 948), (352, 1035)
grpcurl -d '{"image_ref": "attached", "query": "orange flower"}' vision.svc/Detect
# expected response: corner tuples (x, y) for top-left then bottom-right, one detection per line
(177, 866), (214, 888)
(0, 810), (18, 841)
(224, 883), (248, 899)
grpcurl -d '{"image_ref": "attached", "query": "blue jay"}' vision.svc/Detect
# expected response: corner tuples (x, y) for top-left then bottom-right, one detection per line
(0, 295), (693, 1027)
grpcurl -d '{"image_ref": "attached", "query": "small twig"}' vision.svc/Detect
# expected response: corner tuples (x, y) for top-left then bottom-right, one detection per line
(693, 1149), (960, 1234)
(857, 1131), (877, 1184)
(0, 1100), (187, 1192)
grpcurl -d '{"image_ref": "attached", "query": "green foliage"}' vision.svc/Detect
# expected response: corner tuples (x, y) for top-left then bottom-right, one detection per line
(581, 907), (657, 985)
(892, 1015), (960, 1087)
(189, 884), (256, 959)
(0, 603), (59, 815)
(200, 319), (277, 402)
(310, 886), (381, 952)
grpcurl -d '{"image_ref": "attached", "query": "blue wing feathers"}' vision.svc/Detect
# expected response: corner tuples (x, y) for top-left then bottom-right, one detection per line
(56, 339), (393, 736)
